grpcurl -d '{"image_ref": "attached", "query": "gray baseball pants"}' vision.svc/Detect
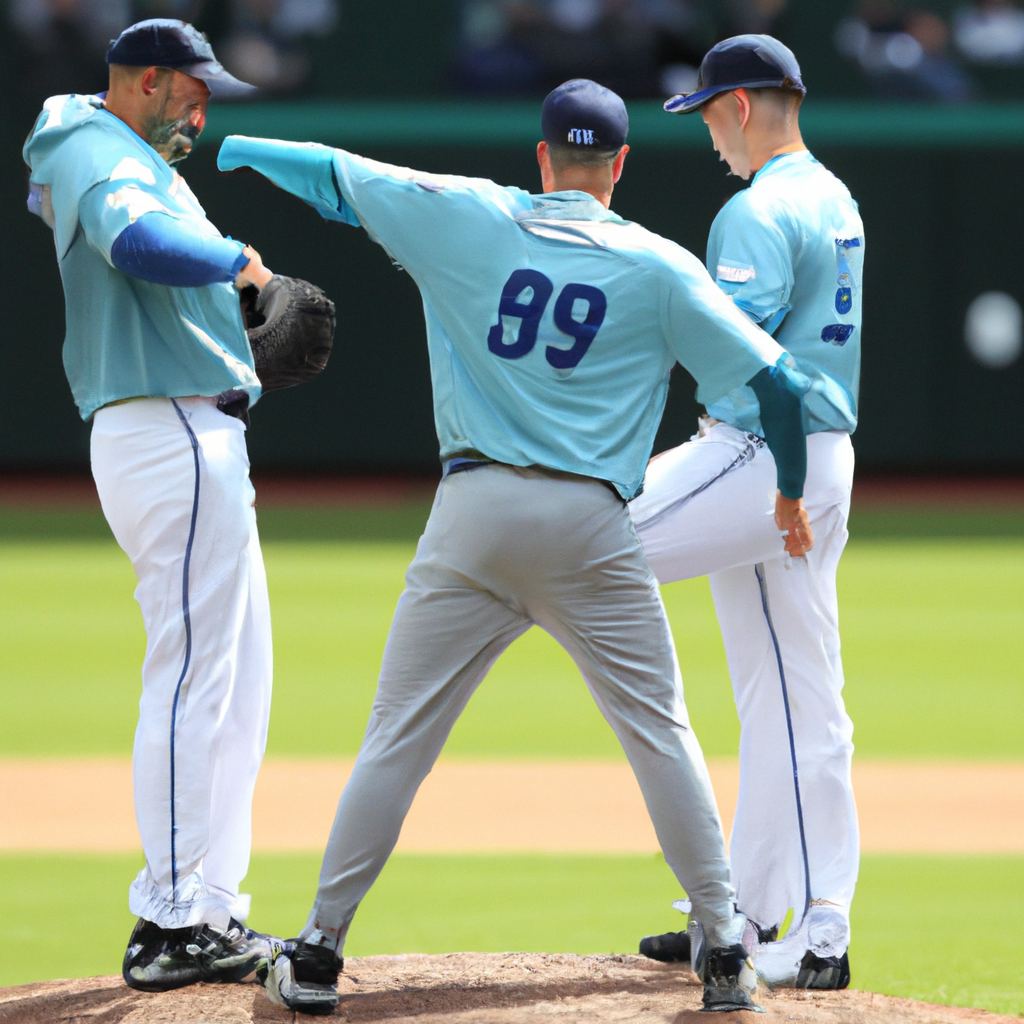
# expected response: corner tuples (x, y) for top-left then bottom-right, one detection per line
(301, 463), (745, 952)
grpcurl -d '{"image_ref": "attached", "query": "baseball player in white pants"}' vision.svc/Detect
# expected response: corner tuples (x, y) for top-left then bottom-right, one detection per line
(635, 36), (863, 989)
(91, 397), (272, 932)
(25, 19), (281, 991)
(218, 77), (816, 1014)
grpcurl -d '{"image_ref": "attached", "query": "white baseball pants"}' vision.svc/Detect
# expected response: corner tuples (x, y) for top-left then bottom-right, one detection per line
(91, 397), (272, 931)
(630, 424), (858, 956)
(303, 464), (746, 953)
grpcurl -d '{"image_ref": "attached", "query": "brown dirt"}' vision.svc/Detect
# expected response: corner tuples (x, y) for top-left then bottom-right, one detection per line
(0, 956), (1016, 1024)
(0, 758), (1020, 854)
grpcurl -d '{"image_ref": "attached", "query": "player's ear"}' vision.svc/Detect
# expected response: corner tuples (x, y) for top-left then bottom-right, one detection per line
(733, 89), (751, 130)
(537, 141), (556, 192)
(140, 66), (162, 96)
(612, 145), (629, 184)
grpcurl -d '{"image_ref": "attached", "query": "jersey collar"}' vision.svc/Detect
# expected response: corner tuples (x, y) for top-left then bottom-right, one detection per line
(752, 148), (814, 184)
(525, 191), (625, 224)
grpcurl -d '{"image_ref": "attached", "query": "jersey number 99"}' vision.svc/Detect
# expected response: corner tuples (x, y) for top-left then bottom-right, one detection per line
(488, 269), (607, 370)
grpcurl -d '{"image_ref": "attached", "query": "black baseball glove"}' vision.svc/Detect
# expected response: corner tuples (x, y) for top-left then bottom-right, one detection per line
(239, 275), (335, 393)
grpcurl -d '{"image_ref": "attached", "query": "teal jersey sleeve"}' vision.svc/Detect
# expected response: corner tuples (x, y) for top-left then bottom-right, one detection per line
(79, 173), (245, 272)
(218, 135), (534, 276)
(218, 138), (356, 225)
(707, 190), (795, 335)
(656, 237), (799, 408)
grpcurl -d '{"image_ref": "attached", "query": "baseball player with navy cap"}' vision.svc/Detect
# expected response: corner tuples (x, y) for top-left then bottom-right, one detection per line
(633, 36), (862, 989)
(216, 77), (815, 1014)
(24, 18), (281, 993)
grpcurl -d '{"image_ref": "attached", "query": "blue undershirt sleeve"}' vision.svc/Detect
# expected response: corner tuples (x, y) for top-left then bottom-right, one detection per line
(110, 212), (248, 287)
(746, 365), (807, 499)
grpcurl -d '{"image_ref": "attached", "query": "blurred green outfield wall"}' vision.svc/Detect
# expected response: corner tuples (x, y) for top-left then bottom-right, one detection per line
(1, 98), (1022, 473)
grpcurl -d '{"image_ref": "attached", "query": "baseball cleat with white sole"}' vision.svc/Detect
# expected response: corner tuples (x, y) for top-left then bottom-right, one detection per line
(258, 938), (343, 1015)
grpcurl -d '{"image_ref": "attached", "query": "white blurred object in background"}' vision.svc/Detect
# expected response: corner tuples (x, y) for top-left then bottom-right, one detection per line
(954, 0), (1024, 64)
(965, 291), (1023, 368)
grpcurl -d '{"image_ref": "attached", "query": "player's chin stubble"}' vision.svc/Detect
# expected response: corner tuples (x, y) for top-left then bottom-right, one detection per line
(145, 106), (200, 165)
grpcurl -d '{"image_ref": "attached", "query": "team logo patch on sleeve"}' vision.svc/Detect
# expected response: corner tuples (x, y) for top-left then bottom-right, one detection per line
(821, 323), (855, 345)
(716, 264), (756, 283)
(833, 238), (858, 314)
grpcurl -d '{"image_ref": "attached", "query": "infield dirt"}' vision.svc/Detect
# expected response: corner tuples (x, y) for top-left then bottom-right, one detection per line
(0, 954), (1017, 1024)
(0, 758), (1020, 854)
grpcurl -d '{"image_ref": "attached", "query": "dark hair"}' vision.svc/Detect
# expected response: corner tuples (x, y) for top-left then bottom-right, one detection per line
(547, 143), (624, 171)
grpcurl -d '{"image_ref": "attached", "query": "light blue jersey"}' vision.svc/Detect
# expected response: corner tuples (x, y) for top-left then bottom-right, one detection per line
(218, 137), (804, 499)
(705, 150), (863, 436)
(23, 94), (260, 420)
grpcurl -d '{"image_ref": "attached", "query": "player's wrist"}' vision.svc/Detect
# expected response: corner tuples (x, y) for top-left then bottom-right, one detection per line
(234, 245), (273, 290)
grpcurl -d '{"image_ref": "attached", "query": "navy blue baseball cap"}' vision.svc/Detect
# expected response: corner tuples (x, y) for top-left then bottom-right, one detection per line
(106, 19), (256, 99)
(664, 34), (805, 114)
(542, 79), (628, 151)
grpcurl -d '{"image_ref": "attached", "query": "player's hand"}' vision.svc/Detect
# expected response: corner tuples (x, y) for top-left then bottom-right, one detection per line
(775, 492), (814, 557)
(235, 245), (274, 291)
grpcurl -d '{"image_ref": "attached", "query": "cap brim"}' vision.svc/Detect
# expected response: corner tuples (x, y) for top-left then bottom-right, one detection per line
(664, 77), (801, 114)
(664, 85), (731, 114)
(179, 60), (256, 99)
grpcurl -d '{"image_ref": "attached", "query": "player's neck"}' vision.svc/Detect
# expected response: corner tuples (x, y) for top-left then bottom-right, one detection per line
(749, 134), (807, 175)
(103, 88), (154, 148)
(549, 170), (615, 209)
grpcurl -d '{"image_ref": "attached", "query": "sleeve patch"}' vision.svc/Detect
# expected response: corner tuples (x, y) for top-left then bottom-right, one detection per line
(716, 264), (757, 283)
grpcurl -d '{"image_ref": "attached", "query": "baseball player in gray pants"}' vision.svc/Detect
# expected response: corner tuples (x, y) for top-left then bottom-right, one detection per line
(634, 36), (862, 990)
(219, 77), (816, 1015)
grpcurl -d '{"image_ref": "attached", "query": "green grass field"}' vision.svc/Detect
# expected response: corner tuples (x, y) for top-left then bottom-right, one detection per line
(0, 502), (1021, 1011)
(0, 532), (1020, 759)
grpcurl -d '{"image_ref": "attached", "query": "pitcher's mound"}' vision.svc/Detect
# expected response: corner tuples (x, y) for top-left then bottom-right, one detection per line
(0, 953), (1015, 1024)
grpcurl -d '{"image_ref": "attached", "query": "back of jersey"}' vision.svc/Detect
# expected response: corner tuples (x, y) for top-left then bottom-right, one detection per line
(216, 138), (790, 498)
(329, 154), (787, 497)
(410, 192), (682, 496)
(706, 150), (863, 436)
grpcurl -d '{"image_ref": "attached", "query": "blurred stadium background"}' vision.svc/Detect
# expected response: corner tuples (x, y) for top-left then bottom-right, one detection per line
(0, 0), (1021, 1016)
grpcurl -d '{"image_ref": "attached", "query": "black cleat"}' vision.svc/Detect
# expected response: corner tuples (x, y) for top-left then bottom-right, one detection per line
(192, 919), (278, 983)
(795, 949), (850, 990)
(258, 938), (343, 1015)
(639, 929), (691, 963)
(123, 919), (202, 992)
(123, 917), (275, 992)
(698, 944), (765, 1013)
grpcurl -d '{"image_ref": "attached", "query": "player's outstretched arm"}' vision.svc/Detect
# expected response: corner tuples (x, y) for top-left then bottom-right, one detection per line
(217, 135), (526, 284)
(217, 137), (358, 224)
